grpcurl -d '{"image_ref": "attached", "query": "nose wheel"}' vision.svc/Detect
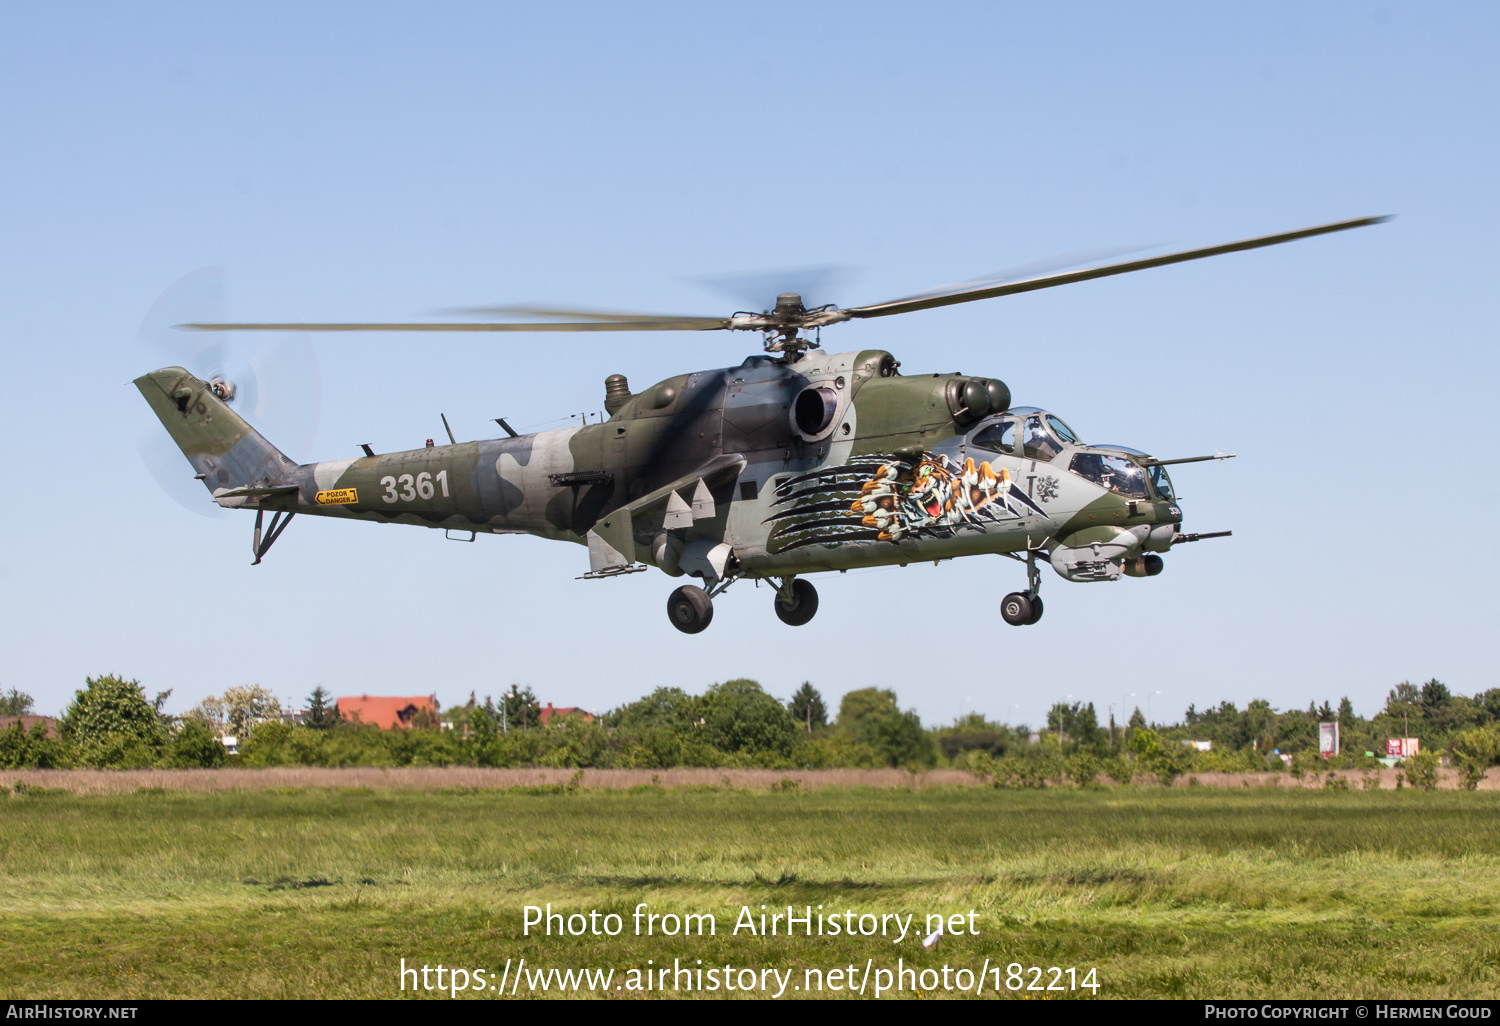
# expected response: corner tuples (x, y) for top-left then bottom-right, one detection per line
(1001, 550), (1045, 626)
(666, 585), (714, 634)
(773, 577), (819, 626)
(1001, 591), (1040, 626)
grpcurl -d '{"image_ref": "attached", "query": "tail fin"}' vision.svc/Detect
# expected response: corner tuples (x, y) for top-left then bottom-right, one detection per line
(135, 367), (298, 502)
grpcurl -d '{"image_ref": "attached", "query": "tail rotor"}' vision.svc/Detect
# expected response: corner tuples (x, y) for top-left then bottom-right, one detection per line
(134, 268), (320, 516)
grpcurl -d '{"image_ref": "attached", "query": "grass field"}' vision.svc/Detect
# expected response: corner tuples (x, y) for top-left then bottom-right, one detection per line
(2, 777), (1498, 1000)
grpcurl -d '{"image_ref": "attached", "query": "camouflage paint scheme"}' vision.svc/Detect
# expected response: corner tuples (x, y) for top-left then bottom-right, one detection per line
(135, 346), (1183, 589)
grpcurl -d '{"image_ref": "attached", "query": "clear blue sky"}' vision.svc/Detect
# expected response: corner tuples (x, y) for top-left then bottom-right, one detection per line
(1, 2), (1494, 729)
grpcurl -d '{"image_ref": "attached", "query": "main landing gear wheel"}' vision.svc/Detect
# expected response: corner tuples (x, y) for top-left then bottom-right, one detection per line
(774, 578), (819, 627)
(1025, 594), (1044, 625)
(667, 585), (713, 634)
(1000, 591), (1033, 626)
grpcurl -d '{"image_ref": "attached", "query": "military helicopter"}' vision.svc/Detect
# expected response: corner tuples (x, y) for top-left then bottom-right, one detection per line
(137, 215), (1385, 633)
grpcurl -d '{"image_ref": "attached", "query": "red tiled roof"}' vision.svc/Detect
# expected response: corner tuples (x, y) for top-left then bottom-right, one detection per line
(539, 703), (595, 726)
(335, 694), (437, 730)
(0, 715), (58, 737)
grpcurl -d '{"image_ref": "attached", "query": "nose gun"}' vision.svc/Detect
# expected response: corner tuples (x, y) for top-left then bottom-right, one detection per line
(1171, 530), (1232, 545)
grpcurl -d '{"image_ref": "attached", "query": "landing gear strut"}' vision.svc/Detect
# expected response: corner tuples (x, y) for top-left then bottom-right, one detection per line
(773, 577), (819, 626)
(1001, 549), (1045, 627)
(666, 585), (713, 634)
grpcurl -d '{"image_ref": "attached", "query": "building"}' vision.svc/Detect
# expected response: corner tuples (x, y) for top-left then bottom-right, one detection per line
(0, 715), (58, 737)
(336, 694), (439, 730)
(538, 703), (595, 726)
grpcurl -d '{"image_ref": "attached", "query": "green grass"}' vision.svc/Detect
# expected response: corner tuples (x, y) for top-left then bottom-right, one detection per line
(2, 785), (1498, 999)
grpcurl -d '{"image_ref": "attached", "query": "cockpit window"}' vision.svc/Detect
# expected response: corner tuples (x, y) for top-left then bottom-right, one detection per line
(1148, 464), (1175, 502)
(1069, 452), (1149, 498)
(1022, 416), (1061, 461)
(971, 420), (1015, 453)
(1046, 415), (1079, 443)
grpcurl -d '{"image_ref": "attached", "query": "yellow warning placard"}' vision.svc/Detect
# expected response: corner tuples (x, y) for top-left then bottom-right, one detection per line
(315, 488), (359, 506)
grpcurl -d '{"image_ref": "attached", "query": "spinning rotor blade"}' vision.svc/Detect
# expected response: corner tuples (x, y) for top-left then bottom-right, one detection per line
(885, 244), (1158, 306)
(844, 215), (1391, 320)
(138, 269), (321, 517)
(139, 266), (230, 370)
(183, 317), (731, 332)
(175, 214), (1388, 341)
(443, 305), (720, 323)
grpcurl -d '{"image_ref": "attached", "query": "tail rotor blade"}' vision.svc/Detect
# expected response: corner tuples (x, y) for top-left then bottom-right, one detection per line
(136, 266), (228, 373)
(136, 432), (228, 519)
(134, 269), (322, 512)
(241, 332), (321, 462)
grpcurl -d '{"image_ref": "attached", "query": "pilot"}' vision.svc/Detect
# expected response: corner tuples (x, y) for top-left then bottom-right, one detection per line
(1072, 453), (1104, 485)
(1024, 417), (1059, 459)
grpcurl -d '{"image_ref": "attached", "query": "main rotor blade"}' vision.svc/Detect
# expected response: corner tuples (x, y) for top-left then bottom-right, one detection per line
(882, 244), (1157, 305)
(845, 215), (1391, 320)
(445, 305), (724, 324)
(180, 318), (732, 332)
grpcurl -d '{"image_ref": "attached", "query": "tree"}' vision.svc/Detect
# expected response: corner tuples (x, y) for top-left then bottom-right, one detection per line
(834, 687), (932, 767)
(305, 686), (340, 730)
(1451, 725), (1500, 791)
(467, 695), (501, 743)
(443, 691), (479, 730)
(502, 684), (541, 731)
(1065, 748), (1102, 786)
(60, 674), (169, 765)
(166, 718), (227, 768)
(701, 680), (797, 756)
(1400, 749), (1440, 791)
(0, 718), (69, 769)
(787, 682), (827, 733)
(837, 688), (900, 742)
(188, 696), (228, 733)
(1129, 725), (1186, 786)
(0, 687), (34, 716)
(410, 702), (441, 730)
(1384, 682), (1422, 737)
(866, 707), (934, 768)
(219, 686), (282, 737)
(1477, 689), (1500, 725)
(609, 687), (701, 732)
(1420, 679), (1452, 710)
(1048, 702), (1104, 751)
(935, 713), (1013, 761)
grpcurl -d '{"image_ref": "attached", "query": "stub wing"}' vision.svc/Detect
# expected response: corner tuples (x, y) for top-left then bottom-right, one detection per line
(587, 454), (748, 571)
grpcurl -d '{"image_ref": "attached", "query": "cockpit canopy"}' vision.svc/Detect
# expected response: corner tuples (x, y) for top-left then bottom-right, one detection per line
(970, 408), (1081, 462)
(967, 410), (1175, 501)
(1069, 451), (1149, 498)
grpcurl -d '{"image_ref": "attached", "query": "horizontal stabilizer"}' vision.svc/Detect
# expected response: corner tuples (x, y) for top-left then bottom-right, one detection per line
(213, 484), (300, 499)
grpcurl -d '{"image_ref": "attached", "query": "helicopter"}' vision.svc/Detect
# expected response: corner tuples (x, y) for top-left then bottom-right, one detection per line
(136, 215), (1385, 633)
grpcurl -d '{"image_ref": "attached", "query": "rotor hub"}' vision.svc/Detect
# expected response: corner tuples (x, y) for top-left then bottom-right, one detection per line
(773, 292), (805, 317)
(208, 376), (237, 403)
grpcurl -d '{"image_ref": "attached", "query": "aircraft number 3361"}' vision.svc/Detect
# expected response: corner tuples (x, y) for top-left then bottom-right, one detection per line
(380, 471), (450, 503)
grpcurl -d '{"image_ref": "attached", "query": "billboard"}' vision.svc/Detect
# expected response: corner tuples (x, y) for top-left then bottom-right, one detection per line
(1319, 722), (1340, 758)
(1385, 737), (1420, 758)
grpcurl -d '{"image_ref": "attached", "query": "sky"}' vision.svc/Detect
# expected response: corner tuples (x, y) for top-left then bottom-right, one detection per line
(1, 2), (1495, 730)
